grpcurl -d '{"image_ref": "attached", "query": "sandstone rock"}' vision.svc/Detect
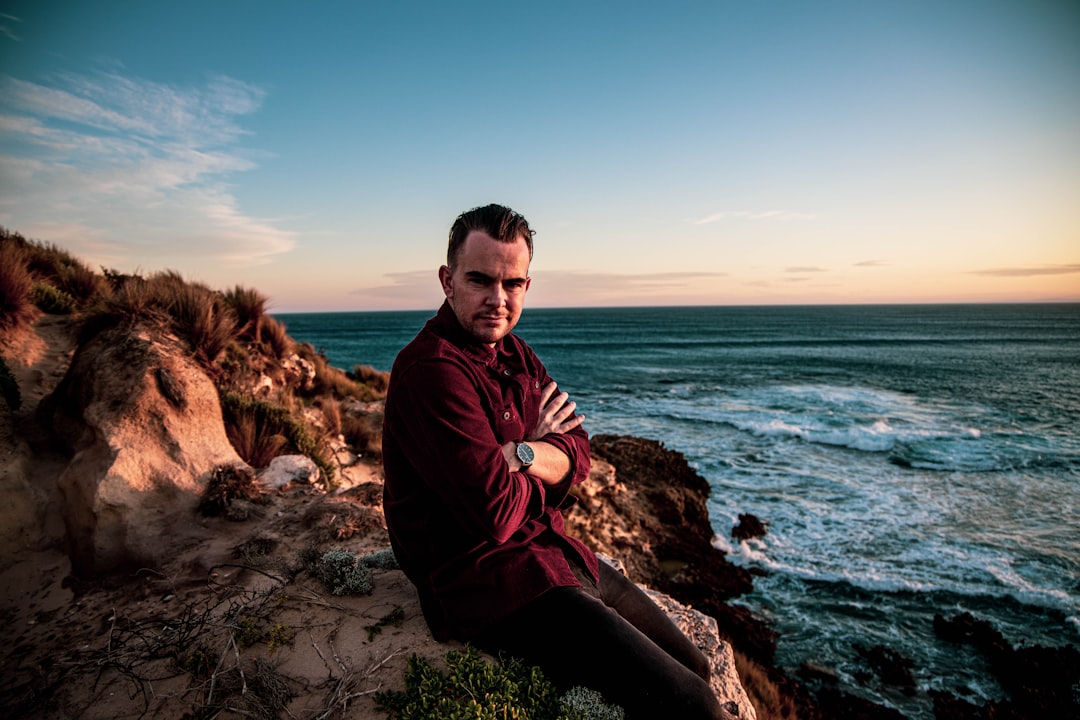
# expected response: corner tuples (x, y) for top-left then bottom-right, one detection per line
(644, 586), (757, 720)
(258, 454), (321, 489)
(43, 323), (246, 576)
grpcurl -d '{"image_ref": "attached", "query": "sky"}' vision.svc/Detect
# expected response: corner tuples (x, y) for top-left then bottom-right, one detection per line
(1, 1), (1078, 312)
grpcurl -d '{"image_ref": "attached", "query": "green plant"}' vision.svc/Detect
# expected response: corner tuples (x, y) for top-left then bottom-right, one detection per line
(31, 282), (76, 314)
(360, 548), (400, 570)
(315, 549), (373, 595)
(374, 645), (619, 720)
(365, 606), (405, 642)
(233, 616), (262, 648)
(267, 623), (295, 653)
(560, 687), (624, 720)
(182, 645), (215, 679)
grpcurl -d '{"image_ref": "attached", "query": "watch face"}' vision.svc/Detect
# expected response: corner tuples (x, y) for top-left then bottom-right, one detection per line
(516, 443), (535, 464)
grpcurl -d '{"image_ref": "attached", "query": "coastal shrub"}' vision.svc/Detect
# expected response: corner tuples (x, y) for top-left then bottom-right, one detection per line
(316, 549), (373, 595)
(360, 547), (400, 570)
(30, 282), (76, 314)
(375, 645), (620, 720)
(560, 687), (625, 720)
(0, 237), (36, 333)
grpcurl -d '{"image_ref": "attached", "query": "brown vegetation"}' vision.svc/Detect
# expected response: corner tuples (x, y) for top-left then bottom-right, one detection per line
(0, 228), (387, 486)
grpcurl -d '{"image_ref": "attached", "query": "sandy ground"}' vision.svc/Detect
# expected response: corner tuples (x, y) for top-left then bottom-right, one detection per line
(0, 316), (465, 719)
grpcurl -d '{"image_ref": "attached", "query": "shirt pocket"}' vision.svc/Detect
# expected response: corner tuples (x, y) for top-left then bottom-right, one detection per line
(493, 401), (523, 443)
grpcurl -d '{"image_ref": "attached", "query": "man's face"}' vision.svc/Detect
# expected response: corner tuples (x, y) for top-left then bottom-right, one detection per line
(439, 230), (531, 346)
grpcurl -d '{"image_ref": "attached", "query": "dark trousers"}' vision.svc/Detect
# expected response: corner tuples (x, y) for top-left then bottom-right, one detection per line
(474, 560), (728, 720)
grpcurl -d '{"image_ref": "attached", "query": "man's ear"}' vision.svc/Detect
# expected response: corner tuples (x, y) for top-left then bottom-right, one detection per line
(438, 265), (453, 299)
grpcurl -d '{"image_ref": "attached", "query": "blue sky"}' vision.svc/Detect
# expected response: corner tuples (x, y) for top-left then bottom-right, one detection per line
(1, 1), (1078, 311)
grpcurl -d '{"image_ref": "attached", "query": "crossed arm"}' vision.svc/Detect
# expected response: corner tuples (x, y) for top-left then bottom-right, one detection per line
(501, 381), (585, 486)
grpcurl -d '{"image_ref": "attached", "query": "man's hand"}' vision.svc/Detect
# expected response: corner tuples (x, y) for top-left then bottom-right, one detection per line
(527, 382), (584, 441)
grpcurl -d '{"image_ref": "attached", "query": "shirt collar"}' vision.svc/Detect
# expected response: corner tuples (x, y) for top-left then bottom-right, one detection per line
(433, 300), (502, 367)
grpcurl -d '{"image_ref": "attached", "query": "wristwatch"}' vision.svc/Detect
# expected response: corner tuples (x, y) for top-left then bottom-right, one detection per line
(515, 442), (535, 468)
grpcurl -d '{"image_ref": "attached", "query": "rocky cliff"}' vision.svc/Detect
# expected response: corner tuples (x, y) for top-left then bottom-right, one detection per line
(0, 313), (756, 719)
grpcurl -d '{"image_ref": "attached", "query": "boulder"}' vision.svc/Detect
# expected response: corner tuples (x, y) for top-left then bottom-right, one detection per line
(43, 323), (246, 576)
(258, 454), (321, 489)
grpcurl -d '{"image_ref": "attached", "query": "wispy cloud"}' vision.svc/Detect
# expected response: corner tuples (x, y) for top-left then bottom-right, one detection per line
(0, 13), (20, 42)
(348, 269), (730, 308)
(693, 210), (815, 225)
(0, 70), (293, 269)
(970, 264), (1080, 277)
(855, 259), (889, 267)
(786, 266), (827, 273)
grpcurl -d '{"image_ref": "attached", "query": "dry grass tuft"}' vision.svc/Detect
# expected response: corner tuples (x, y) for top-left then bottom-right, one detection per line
(342, 410), (383, 460)
(733, 648), (802, 720)
(223, 285), (268, 344)
(259, 315), (292, 359)
(0, 233), (37, 334)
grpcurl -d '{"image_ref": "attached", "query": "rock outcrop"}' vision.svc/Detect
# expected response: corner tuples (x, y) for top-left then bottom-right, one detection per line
(569, 434), (777, 663)
(40, 322), (245, 576)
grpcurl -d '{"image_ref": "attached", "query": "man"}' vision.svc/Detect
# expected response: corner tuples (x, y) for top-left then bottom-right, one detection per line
(382, 204), (728, 719)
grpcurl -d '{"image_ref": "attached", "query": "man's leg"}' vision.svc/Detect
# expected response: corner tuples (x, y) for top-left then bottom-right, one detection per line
(592, 559), (714, 683)
(473, 583), (727, 720)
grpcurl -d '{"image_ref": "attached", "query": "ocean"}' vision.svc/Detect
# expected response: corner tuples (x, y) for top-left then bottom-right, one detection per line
(276, 303), (1080, 718)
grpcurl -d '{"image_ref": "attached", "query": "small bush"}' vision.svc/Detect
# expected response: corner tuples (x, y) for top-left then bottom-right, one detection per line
(199, 464), (262, 517)
(374, 645), (620, 720)
(31, 282), (76, 314)
(316, 549), (373, 595)
(267, 623), (295, 653)
(560, 687), (625, 720)
(233, 616), (262, 647)
(360, 547), (400, 570)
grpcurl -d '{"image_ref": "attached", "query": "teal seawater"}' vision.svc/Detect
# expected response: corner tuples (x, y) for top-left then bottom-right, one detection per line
(277, 303), (1080, 718)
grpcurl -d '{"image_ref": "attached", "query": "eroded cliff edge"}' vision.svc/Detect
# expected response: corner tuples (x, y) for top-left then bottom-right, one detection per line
(0, 313), (759, 719)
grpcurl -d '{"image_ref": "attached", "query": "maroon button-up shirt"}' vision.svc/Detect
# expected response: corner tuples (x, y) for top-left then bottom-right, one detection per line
(382, 302), (598, 641)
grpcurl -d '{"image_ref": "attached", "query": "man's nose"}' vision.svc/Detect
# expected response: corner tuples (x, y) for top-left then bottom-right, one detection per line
(485, 284), (506, 306)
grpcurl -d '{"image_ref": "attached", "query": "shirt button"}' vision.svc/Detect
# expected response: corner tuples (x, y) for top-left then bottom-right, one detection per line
(533, 381), (540, 389)
(503, 370), (511, 376)
(503, 411), (511, 420)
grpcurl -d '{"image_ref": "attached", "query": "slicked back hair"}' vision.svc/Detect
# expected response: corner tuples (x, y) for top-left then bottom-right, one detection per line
(447, 204), (535, 268)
